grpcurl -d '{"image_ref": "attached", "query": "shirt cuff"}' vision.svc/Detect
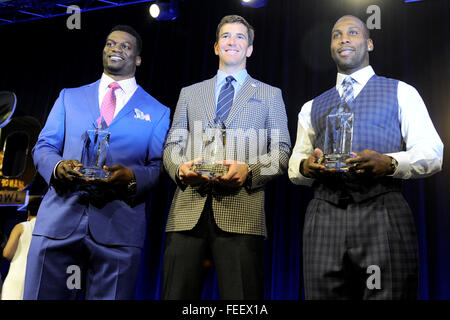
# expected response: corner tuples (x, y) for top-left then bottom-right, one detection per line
(385, 152), (409, 179)
(53, 160), (63, 180)
(288, 156), (315, 186)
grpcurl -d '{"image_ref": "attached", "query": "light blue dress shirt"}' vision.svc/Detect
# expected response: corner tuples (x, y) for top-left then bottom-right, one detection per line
(215, 69), (248, 106)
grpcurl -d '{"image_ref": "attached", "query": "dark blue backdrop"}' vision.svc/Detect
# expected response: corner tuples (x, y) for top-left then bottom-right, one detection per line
(0, 0), (448, 300)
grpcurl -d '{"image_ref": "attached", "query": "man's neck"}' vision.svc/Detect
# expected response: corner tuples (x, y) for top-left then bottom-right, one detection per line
(218, 64), (246, 75)
(337, 62), (370, 76)
(103, 71), (135, 81)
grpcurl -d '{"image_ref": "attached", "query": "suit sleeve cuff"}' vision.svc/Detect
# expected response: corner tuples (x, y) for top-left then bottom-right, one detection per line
(175, 164), (187, 190)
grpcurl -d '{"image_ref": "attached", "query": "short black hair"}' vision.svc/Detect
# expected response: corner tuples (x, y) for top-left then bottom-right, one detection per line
(108, 25), (142, 55)
(27, 196), (42, 217)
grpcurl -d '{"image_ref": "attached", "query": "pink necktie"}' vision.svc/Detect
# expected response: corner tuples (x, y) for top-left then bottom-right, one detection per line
(99, 82), (121, 127)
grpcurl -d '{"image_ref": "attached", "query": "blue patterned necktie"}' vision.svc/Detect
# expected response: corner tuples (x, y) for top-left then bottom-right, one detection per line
(215, 76), (235, 123)
(341, 76), (356, 105)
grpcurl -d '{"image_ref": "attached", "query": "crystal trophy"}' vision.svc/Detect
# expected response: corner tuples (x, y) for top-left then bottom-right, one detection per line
(322, 104), (354, 171)
(78, 129), (111, 179)
(191, 120), (229, 178)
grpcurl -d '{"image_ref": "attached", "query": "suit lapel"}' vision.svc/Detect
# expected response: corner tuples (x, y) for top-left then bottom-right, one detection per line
(84, 80), (101, 128)
(225, 75), (258, 127)
(110, 86), (145, 125)
(201, 77), (217, 126)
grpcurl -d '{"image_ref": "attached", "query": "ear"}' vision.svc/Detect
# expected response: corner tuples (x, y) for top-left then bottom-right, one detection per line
(367, 38), (374, 52)
(135, 55), (142, 67)
(246, 44), (253, 58)
(214, 42), (219, 56)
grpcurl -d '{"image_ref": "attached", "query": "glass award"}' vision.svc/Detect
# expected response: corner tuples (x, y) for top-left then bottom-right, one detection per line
(78, 129), (111, 179)
(191, 120), (229, 178)
(322, 104), (354, 171)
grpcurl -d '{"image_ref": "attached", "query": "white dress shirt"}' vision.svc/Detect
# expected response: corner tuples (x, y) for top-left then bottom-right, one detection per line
(288, 65), (444, 186)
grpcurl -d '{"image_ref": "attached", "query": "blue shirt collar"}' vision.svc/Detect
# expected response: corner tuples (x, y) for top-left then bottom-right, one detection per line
(216, 69), (248, 87)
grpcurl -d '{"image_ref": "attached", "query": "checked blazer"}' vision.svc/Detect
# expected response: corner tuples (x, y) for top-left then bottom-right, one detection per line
(163, 74), (291, 237)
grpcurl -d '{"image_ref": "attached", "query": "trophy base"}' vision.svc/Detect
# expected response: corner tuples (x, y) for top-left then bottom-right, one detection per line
(323, 154), (352, 171)
(191, 163), (228, 178)
(78, 167), (111, 180)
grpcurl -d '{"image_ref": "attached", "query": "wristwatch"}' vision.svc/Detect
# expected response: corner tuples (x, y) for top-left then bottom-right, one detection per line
(127, 178), (137, 195)
(389, 156), (398, 174)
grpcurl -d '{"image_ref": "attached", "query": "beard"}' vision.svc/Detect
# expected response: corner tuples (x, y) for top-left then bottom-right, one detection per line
(331, 50), (369, 74)
(102, 54), (135, 77)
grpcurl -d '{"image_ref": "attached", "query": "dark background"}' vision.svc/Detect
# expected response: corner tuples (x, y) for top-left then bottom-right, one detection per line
(0, 0), (448, 299)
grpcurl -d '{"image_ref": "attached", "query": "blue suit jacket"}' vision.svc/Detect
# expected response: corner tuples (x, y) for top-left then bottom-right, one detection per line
(32, 80), (170, 248)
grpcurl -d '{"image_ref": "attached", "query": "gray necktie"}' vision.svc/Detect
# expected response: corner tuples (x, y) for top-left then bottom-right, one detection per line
(341, 76), (356, 105)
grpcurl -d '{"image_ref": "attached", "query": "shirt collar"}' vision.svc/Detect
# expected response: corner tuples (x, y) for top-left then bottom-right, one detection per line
(100, 73), (137, 95)
(216, 69), (248, 87)
(336, 65), (375, 89)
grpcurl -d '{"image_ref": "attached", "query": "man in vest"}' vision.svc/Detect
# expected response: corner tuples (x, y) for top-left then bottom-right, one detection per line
(288, 15), (443, 299)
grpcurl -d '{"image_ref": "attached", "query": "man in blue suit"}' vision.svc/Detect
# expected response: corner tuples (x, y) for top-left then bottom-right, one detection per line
(24, 25), (170, 299)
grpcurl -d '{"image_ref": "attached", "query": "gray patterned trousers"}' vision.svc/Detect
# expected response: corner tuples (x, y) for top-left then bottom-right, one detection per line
(303, 191), (418, 300)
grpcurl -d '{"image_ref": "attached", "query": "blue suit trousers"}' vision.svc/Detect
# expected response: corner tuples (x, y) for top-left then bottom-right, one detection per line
(24, 212), (141, 300)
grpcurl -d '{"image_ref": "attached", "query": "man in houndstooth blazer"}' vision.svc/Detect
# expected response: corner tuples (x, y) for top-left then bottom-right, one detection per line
(289, 15), (443, 299)
(162, 15), (291, 299)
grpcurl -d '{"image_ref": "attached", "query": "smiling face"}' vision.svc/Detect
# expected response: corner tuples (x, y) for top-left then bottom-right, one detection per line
(330, 16), (373, 75)
(214, 22), (253, 74)
(102, 30), (141, 80)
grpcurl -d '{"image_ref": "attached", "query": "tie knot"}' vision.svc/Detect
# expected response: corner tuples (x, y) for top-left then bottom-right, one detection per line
(109, 82), (121, 91)
(225, 76), (235, 84)
(342, 76), (355, 88)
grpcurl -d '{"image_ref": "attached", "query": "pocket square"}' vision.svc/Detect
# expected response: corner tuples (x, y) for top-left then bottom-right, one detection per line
(248, 97), (262, 103)
(134, 108), (151, 122)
